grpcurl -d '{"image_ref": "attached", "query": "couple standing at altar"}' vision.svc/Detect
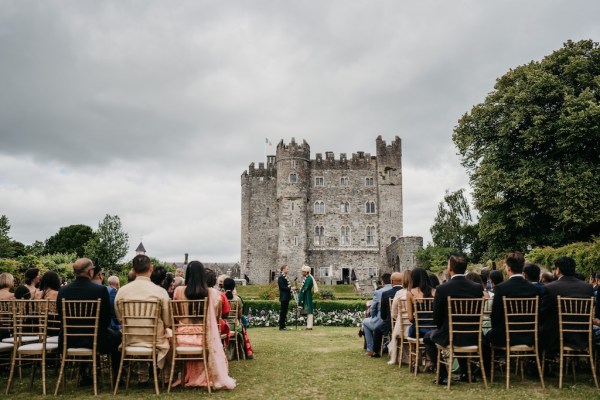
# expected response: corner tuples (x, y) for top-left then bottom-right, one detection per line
(278, 265), (319, 330)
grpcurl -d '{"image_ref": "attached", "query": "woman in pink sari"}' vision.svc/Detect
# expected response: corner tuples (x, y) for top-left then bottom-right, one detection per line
(172, 261), (236, 390)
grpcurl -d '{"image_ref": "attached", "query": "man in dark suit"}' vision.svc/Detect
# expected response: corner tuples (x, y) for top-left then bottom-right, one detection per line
(539, 256), (594, 354)
(56, 258), (121, 385)
(278, 265), (292, 331)
(424, 255), (483, 384)
(372, 272), (403, 356)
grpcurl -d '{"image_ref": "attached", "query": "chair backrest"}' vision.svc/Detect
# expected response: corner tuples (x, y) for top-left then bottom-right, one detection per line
(117, 300), (161, 349)
(226, 300), (241, 332)
(388, 297), (396, 325)
(502, 297), (539, 347)
(170, 299), (209, 347)
(447, 298), (484, 347)
(13, 299), (49, 347)
(413, 297), (436, 339)
(47, 300), (60, 338)
(0, 300), (14, 339)
(397, 299), (410, 339)
(557, 296), (594, 349)
(60, 299), (101, 350)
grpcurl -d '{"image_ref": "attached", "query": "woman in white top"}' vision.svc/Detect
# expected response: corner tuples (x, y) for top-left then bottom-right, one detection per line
(388, 270), (412, 365)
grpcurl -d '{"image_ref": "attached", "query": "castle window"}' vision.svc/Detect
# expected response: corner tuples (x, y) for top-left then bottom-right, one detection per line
(314, 226), (324, 245)
(365, 177), (374, 186)
(314, 201), (325, 214)
(266, 207), (270, 217)
(291, 160), (297, 168)
(340, 226), (351, 245)
(319, 266), (331, 277)
(291, 202), (294, 211)
(289, 173), (297, 183)
(315, 176), (324, 187)
(366, 226), (375, 245)
(340, 176), (349, 186)
(368, 267), (378, 278)
(391, 236), (397, 243)
(340, 202), (350, 213)
(366, 201), (376, 214)
(294, 236), (298, 246)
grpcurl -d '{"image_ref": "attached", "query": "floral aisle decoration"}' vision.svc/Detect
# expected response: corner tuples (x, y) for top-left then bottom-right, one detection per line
(246, 308), (363, 328)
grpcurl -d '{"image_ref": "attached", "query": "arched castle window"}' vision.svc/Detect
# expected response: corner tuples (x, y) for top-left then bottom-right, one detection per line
(340, 176), (349, 186)
(365, 177), (374, 186)
(314, 201), (325, 214)
(340, 226), (350, 245)
(391, 236), (397, 243)
(365, 201), (376, 214)
(340, 202), (350, 213)
(366, 226), (375, 245)
(291, 160), (297, 168)
(314, 226), (324, 245)
(289, 173), (297, 183)
(315, 177), (324, 187)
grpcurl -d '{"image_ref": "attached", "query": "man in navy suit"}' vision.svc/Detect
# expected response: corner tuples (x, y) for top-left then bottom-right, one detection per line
(278, 265), (292, 331)
(424, 255), (483, 384)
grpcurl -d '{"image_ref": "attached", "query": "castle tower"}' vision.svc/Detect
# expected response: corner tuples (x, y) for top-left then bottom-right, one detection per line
(275, 138), (311, 273)
(376, 136), (403, 246)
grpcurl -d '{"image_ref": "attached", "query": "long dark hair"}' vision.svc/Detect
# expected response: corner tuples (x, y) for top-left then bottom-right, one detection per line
(39, 271), (61, 294)
(411, 267), (433, 298)
(184, 261), (209, 301)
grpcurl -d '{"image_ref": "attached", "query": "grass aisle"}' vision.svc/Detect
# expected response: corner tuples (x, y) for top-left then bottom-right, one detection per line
(4, 327), (600, 399)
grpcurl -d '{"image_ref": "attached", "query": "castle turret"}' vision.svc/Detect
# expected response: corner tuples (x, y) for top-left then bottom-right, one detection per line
(275, 138), (311, 274)
(376, 136), (403, 245)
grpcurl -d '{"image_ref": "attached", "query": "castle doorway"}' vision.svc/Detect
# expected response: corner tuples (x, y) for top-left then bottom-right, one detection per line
(342, 268), (351, 285)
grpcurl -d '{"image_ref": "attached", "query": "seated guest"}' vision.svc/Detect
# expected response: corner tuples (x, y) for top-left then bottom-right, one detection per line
(14, 285), (32, 299)
(24, 268), (40, 299)
(480, 268), (491, 291)
(523, 263), (545, 295)
(406, 267), (436, 338)
(223, 278), (254, 359)
(424, 255), (483, 385)
(540, 256), (594, 355)
(115, 255), (172, 383)
(34, 271), (61, 300)
(428, 273), (440, 289)
(172, 276), (185, 291)
(373, 272), (404, 357)
(362, 273), (392, 357)
(205, 269), (231, 324)
(175, 267), (185, 279)
(127, 269), (136, 283)
(217, 274), (229, 291)
(163, 273), (175, 298)
(107, 275), (121, 331)
(0, 272), (15, 300)
(172, 261), (236, 389)
(151, 266), (168, 287)
(540, 272), (554, 285)
(388, 270), (412, 364)
(56, 258), (121, 385)
(489, 270), (504, 291)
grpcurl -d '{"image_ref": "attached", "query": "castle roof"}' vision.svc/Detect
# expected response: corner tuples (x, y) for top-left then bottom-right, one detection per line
(135, 242), (146, 253)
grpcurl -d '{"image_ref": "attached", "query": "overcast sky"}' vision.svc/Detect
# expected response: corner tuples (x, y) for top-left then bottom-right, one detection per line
(1, 1), (599, 263)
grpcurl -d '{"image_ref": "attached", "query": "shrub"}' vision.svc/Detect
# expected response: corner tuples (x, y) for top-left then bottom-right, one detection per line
(318, 288), (336, 300)
(527, 238), (600, 278)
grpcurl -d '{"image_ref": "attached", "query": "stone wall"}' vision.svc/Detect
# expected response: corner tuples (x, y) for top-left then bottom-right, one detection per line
(386, 236), (424, 272)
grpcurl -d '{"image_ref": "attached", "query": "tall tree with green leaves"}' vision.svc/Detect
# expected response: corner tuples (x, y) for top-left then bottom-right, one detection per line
(46, 224), (95, 257)
(453, 40), (600, 257)
(84, 215), (129, 271)
(430, 189), (476, 255)
(0, 215), (14, 258)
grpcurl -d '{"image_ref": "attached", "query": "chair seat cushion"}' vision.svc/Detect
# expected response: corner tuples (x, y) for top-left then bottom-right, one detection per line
(2, 335), (39, 344)
(564, 346), (589, 352)
(47, 336), (59, 344)
(453, 345), (479, 352)
(67, 347), (94, 356)
(509, 344), (534, 352)
(0, 342), (14, 352)
(176, 346), (204, 354)
(18, 342), (58, 353)
(125, 346), (153, 356)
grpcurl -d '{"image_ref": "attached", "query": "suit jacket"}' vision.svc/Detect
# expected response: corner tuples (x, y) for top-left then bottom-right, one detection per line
(56, 277), (112, 350)
(370, 284), (392, 320)
(380, 285), (402, 332)
(278, 274), (291, 302)
(539, 276), (594, 353)
(107, 286), (120, 330)
(489, 276), (539, 347)
(432, 275), (483, 347)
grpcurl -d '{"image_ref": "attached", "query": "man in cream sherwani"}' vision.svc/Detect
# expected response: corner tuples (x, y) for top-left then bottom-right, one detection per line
(115, 254), (172, 384)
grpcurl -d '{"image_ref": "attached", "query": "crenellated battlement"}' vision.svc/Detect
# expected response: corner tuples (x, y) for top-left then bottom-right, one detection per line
(241, 161), (277, 181)
(376, 135), (402, 159)
(276, 137), (311, 160)
(312, 151), (376, 170)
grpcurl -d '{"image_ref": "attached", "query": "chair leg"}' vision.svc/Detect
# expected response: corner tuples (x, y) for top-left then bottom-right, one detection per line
(435, 348), (442, 385)
(92, 354), (98, 396)
(54, 355), (66, 395)
(467, 357), (472, 383)
(590, 353), (599, 389)
(113, 354), (125, 395)
(41, 355), (47, 396)
(506, 353), (511, 389)
(6, 353), (16, 395)
(29, 359), (36, 390)
(559, 350), (564, 389)
(152, 360), (159, 395)
(479, 352), (488, 389)
(446, 353), (453, 390)
(398, 339), (404, 369)
(535, 352), (545, 389)
(490, 348), (495, 384)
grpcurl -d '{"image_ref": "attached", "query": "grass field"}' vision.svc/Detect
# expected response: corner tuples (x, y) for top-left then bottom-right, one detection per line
(3, 327), (600, 399)
(236, 284), (365, 300)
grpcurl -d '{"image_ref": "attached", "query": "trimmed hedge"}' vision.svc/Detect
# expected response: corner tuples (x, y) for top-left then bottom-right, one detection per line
(244, 299), (366, 314)
(527, 239), (600, 278)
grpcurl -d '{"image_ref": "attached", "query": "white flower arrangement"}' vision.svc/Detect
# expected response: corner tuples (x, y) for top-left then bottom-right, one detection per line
(246, 309), (363, 328)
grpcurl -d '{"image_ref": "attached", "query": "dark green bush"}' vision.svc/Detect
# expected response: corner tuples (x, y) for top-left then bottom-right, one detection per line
(527, 238), (600, 278)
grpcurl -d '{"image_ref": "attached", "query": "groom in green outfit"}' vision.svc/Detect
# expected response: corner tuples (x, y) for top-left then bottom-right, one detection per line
(298, 265), (319, 330)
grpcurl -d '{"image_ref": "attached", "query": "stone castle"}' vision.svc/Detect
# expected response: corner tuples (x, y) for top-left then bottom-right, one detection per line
(240, 136), (422, 284)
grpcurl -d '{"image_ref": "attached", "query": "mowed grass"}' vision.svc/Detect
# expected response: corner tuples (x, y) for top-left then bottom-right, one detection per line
(3, 327), (600, 399)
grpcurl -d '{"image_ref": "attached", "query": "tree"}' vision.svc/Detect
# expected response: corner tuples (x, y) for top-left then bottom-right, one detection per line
(0, 215), (14, 258)
(453, 40), (600, 257)
(430, 189), (477, 255)
(84, 215), (129, 271)
(46, 224), (95, 257)
(25, 240), (46, 256)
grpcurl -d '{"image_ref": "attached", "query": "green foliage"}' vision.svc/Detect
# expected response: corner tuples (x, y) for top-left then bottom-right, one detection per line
(46, 224), (95, 257)
(416, 243), (454, 273)
(317, 288), (336, 300)
(257, 282), (278, 300)
(0, 215), (14, 258)
(0, 253), (76, 284)
(84, 214), (129, 272)
(431, 189), (477, 255)
(453, 40), (600, 257)
(25, 240), (46, 256)
(527, 238), (600, 278)
(0, 258), (20, 277)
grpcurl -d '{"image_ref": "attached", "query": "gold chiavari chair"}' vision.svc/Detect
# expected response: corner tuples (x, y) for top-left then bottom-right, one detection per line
(114, 300), (162, 395)
(226, 300), (244, 361)
(0, 300), (15, 370)
(406, 298), (435, 376)
(54, 299), (102, 396)
(395, 299), (410, 368)
(554, 296), (598, 389)
(168, 299), (210, 393)
(490, 297), (544, 389)
(435, 297), (487, 390)
(5, 299), (57, 396)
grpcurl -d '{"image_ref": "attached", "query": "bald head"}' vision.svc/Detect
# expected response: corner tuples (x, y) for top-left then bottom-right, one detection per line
(73, 258), (94, 279)
(390, 272), (403, 285)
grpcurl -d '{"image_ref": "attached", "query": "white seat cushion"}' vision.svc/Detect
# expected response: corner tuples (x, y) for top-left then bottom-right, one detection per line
(175, 346), (204, 354)
(453, 345), (479, 353)
(18, 342), (59, 353)
(47, 336), (59, 344)
(2, 335), (39, 344)
(125, 346), (153, 356)
(0, 342), (14, 352)
(509, 344), (534, 352)
(67, 348), (94, 356)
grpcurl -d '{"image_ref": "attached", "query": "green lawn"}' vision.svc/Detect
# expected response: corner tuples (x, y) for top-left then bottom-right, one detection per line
(3, 327), (600, 399)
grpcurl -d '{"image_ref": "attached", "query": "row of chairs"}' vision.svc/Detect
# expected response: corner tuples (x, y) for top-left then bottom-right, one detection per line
(0, 297), (237, 396)
(391, 296), (598, 390)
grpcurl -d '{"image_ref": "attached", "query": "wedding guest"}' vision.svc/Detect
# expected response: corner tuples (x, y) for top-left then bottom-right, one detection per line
(34, 271), (60, 300)
(107, 275), (121, 331)
(175, 267), (185, 279)
(127, 269), (136, 283)
(406, 268), (437, 338)
(540, 272), (554, 285)
(223, 278), (254, 359)
(277, 265), (292, 331)
(151, 266), (167, 287)
(489, 270), (504, 290)
(172, 276), (184, 290)
(24, 268), (40, 298)
(362, 273), (391, 356)
(428, 274), (440, 289)
(172, 261), (236, 389)
(205, 269), (231, 337)
(217, 274), (229, 291)
(163, 273), (175, 298)
(14, 285), (31, 299)
(387, 271), (412, 364)
(523, 263), (545, 295)
(298, 265), (318, 331)
(373, 272), (403, 356)
(0, 273), (15, 300)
